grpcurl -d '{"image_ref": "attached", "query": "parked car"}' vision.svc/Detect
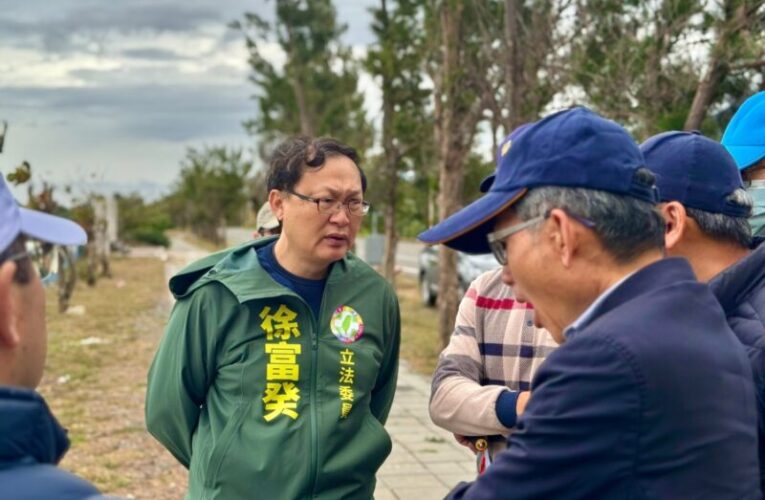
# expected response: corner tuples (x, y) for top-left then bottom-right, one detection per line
(418, 246), (499, 307)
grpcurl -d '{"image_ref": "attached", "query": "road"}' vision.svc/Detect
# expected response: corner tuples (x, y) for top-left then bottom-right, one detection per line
(225, 227), (424, 277)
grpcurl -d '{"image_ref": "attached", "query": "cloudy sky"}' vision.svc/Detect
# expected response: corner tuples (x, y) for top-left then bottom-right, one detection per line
(0, 0), (377, 202)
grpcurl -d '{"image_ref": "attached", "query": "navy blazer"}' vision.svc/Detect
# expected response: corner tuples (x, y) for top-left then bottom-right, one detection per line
(448, 258), (760, 499)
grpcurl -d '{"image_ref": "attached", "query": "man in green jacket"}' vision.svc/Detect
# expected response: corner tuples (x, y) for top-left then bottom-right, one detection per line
(146, 137), (401, 500)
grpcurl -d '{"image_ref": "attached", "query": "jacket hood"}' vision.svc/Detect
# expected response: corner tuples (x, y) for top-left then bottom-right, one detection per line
(168, 237), (360, 303)
(710, 240), (765, 314)
(0, 387), (69, 469)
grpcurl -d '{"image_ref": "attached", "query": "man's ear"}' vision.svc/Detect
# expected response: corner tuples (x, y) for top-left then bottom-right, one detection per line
(546, 208), (579, 268)
(269, 189), (285, 221)
(661, 201), (687, 251)
(0, 261), (20, 349)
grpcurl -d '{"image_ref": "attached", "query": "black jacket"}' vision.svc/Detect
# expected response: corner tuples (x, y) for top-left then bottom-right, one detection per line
(711, 241), (765, 493)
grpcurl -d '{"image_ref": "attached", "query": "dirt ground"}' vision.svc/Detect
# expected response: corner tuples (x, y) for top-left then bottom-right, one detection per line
(38, 257), (187, 499)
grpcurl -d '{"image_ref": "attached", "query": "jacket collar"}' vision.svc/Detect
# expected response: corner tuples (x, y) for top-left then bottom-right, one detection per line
(168, 237), (358, 304)
(0, 386), (69, 469)
(710, 240), (765, 313)
(568, 258), (697, 336)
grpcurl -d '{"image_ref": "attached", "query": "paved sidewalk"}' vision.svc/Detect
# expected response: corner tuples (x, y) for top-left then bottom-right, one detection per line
(376, 363), (475, 500)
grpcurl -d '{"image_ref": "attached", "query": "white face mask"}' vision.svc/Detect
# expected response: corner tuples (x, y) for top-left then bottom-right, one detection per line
(747, 180), (765, 238)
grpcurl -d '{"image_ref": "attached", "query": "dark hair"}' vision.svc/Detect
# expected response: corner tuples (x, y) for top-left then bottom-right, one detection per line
(0, 236), (32, 284)
(516, 185), (666, 263)
(686, 208), (752, 249)
(266, 136), (367, 193)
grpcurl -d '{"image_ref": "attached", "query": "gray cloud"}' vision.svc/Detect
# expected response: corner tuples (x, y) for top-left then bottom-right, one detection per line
(120, 48), (191, 61)
(0, 1), (238, 54)
(0, 83), (254, 142)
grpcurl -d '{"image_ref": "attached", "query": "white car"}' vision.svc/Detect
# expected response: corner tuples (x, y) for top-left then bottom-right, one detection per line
(418, 246), (499, 307)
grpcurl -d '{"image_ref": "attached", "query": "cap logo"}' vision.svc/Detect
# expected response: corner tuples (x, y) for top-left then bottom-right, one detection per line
(501, 140), (512, 157)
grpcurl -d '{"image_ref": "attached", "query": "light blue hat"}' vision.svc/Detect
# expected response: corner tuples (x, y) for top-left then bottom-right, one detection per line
(722, 91), (765, 170)
(0, 175), (86, 253)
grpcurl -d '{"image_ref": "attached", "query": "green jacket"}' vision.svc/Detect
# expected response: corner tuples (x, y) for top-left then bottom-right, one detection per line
(145, 239), (400, 499)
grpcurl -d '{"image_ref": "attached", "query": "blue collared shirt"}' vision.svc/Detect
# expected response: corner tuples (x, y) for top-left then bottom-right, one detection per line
(564, 272), (635, 339)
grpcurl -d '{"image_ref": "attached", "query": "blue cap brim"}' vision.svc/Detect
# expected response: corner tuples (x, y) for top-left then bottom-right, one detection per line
(20, 208), (87, 246)
(725, 145), (765, 170)
(418, 188), (526, 254)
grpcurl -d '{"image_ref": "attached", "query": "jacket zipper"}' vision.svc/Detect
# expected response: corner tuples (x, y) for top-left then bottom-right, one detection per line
(310, 290), (328, 498)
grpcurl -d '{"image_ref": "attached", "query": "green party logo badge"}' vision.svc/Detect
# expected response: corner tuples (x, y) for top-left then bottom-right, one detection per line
(330, 306), (364, 344)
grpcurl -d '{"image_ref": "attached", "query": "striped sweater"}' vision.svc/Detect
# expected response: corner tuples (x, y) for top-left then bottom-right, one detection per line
(429, 267), (558, 442)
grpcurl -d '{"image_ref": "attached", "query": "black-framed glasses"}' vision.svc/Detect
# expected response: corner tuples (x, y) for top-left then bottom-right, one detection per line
(486, 209), (596, 265)
(285, 190), (370, 216)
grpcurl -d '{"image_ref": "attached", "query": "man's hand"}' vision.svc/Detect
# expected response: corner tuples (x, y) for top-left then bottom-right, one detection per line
(516, 391), (531, 416)
(453, 433), (479, 453)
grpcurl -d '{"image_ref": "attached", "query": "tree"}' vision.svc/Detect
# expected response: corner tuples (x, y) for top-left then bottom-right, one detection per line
(170, 147), (253, 246)
(366, 0), (431, 284)
(236, 0), (371, 159)
(116, 193), (172, 248)
(476, 0), (574, 135)
(425, 0), (494, 347)
(684, 0), (765, 131)
(570, 0), (705, 138)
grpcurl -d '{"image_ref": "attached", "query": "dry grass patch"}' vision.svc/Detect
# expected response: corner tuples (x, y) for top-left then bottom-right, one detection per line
(38, 256), (187, 499)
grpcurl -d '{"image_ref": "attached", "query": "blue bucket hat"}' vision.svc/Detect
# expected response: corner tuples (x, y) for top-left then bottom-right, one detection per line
(418, 107), (656, 254)
(722, 91), (765, 170)
(0, 175), (87, 253)
(641, 131), (749, 218)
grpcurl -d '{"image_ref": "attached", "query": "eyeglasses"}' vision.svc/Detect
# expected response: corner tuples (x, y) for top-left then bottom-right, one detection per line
(487, 209), (596, 265)
(285, 190), (370, 216)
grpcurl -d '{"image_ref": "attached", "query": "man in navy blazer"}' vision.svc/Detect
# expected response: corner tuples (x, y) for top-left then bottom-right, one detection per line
(419, 107), (760, 499)
(641, 131), (765, 493)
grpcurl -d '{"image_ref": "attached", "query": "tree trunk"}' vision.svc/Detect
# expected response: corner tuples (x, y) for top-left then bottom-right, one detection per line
(292, 80), (315, 137)
(436, 146), (467, 348)
(379, 0), (399, 285)
(435, 2), (468, 349)
(285, 23), (315, 137)
(685, 57), (727, 131)
(504, 0), (523, 130)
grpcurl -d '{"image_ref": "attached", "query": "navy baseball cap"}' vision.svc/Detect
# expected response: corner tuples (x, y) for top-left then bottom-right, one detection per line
(641, 131), (749, 218)
(418, 107), (656, 253)
(0, 175), (86, 253)
(722, 91), (765, 170)
(478, 123), (534, 193)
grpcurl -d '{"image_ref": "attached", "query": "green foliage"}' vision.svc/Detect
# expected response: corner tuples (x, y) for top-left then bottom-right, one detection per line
(116, 193), (172, 247)
(167, 146), (253, 245)
(364, 0), (434, 242)
(571, 0), (765, 140)
(7, 161), (31, 185)
(237, 0), (371, 159)
(127, 227), (170, 248)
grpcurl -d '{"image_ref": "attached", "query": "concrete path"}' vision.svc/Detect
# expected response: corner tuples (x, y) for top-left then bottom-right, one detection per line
(376, 365), (476, 499)
(151, 235), (476, 499)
